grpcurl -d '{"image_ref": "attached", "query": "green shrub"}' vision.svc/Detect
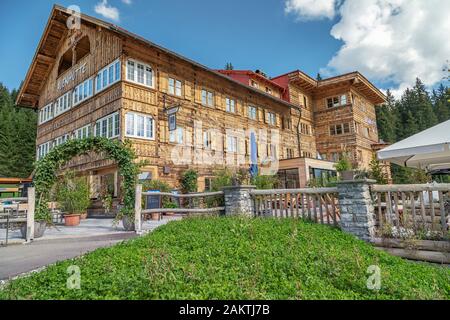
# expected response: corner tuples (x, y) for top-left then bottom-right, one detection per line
(251, 174), (278, 189)
(1, 217), (448, 300)
(55, 171), (90, 214)
(180, 169), (198, 193)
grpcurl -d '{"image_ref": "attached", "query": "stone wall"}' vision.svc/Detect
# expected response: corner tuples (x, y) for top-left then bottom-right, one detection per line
(222, 186), (256, 217)
(337, 179), (376, 242)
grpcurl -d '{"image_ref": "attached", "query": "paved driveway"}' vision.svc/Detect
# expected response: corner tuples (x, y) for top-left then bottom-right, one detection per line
(0, 233), (136, 281)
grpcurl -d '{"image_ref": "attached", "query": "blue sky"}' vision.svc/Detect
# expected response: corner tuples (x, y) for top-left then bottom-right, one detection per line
(0, 0), (448, 96)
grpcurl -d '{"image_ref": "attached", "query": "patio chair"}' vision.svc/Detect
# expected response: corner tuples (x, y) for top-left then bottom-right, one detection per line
(48, 202), (63, 224)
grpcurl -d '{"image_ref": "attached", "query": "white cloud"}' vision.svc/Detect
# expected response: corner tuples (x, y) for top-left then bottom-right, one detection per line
(287, 0), (450, 97)
(285, 0), (338, 21)
(94, 0), (120, 22)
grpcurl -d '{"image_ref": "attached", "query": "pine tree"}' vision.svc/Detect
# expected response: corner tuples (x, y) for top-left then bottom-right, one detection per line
(225, 62), (234, 70)
(376, 90), (397, 143)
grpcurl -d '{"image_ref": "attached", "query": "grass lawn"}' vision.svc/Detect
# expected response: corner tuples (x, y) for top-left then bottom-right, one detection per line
(1, 217), (449, 300)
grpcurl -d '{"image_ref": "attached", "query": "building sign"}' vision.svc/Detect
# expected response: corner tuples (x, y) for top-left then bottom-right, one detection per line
(168, 114), (177, 131)
(166, 106), (179, 132)
(57, 62), (87, 91)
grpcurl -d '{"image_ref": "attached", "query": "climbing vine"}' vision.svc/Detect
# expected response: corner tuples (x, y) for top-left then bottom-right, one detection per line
(33, 137), (139, 221)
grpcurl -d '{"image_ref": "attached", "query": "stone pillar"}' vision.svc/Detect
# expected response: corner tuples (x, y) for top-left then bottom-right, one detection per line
(222, 186), (256, 217)
(337, 179), (376, 242)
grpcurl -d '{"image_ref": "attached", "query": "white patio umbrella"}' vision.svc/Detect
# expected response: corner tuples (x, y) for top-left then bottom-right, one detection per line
(377, 120), (450, 171)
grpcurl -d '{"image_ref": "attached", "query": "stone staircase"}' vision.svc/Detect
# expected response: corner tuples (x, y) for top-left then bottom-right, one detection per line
(87, 199), (120, 218)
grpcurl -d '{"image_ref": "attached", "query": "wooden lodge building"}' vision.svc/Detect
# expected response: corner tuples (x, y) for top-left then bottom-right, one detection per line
(17, 6), (387, 212)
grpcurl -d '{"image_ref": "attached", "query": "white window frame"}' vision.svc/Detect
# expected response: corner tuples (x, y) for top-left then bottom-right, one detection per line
(169, 127), (184, 144)
(55, 91), (72, 117)
(74, 124), (92, 140)
(248, 106), (257, 120)
(201, 89), (214, 107)
(95, 59), (121, 94)
(227, 136), (238, 153)
(95, 112), (120, 139)
(168, 77), (182, 97)
(203, 131), (212, 149)
(73, 78), (94, 107)
(37, 141), (53, 160)
(126, 58), (154, 88)
(54, 134), (70, 147)
(125, 112), (155, 140)
(268, 112), (276, 126)
(226, 98), (235, 113)
(39, 103), (54, 124)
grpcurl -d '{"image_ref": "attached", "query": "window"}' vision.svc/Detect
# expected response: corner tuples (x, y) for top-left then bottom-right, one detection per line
(303, 96), (308, 109)
(329, 123), (351, 136)
(201, 89), (214, 107)
(95, 112), (120, 139)
(168, 78), (182, 96)
(37, 141), (53, 160)
(268, 144), (277, 158)
(203, 131), (212, 149)
(286, 148), (294, 159)
(39, 103), (54, 124)
(226, 98), (235, 113)
(96, 60), (121, 93)
(266, 87), (272, 94)
(248, 106), (257, 120)
(205, 177), (213, 191)
(169, 127), (184, 144)
(227, 136), (238, 153)
(126, 59), (153, 88)
(267, 112), (276, 126)
(327, 95), (348, 108)
(251, 80), (258, 89)
(54, 134), (70, 147)
(73, 78), (94, 106)
(125, 112), (155, 140)
(300, 123), (311, 135)
(283, 117), (292, 130)
(55, 91), (72, 116)
(74, 124), (92, 139)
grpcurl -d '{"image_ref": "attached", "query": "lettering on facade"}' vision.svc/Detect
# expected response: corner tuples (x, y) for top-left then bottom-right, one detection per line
(57, 62), (87, 91)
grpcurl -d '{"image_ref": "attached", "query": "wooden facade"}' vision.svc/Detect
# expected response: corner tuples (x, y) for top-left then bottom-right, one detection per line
(17, 6), (387, 203)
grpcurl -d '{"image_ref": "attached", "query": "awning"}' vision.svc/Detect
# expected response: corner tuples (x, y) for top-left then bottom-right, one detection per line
(377, 120), (450, 171)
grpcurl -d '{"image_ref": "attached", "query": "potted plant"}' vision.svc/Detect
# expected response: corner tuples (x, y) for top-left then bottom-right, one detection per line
(334, 157), (354, 181)
(56, 172), (91, 227)
(20, 202), (50, 239)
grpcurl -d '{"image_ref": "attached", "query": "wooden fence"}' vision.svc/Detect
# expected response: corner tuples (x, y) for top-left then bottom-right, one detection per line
(134, 185), (224, 233)
(250, 188), (340, 226)
(371, 184), (450, 239)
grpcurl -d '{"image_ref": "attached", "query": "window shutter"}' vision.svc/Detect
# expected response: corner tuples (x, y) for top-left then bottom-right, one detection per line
(276, 114), (281, 127)
(184, 81), (192, 101)
(159, 71), (168, 93)
(215, 93), (223, 110)
(195, 85), (202, 103)
(258, 108), (264, 122)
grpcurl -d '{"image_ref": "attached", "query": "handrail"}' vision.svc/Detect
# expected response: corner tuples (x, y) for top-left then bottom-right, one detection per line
(142, 207), (225, 214)
(141, 191), (224, 198)
(0, 197), (28, 203)
(372, 184), (450, 192)
(251, 188), (338, 195)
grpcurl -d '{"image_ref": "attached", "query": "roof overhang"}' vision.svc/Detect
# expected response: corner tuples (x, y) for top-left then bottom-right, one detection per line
(318, 72), (386, 105)
(17, 5), (298, 111)
(16, 6), (70, 107)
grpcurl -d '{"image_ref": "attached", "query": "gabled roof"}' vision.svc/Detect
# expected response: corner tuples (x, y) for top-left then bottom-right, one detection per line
(272, 69), (386, 105)
(17, 5), (297, 110)
(216, 70), (286, 91)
